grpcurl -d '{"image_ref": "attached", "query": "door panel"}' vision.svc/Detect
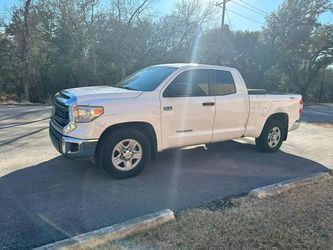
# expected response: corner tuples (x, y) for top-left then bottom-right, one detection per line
(161, 97), (215, 149)
(160, 69), (215, 149)
(212, 93), (248, 142)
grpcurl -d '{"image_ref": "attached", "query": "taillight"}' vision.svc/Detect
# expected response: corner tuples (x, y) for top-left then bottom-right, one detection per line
(299, 98), (303, 113)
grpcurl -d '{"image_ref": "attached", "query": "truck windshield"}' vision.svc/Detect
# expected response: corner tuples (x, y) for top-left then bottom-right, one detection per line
(116, 66), (177, 91)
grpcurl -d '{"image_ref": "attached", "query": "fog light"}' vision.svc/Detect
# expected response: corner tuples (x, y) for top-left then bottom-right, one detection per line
(63, 121), (76, 134)
(69, 143), (79, 153)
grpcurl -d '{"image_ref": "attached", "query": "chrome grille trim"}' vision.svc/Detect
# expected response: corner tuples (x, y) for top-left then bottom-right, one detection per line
(51, 90), (77, 134)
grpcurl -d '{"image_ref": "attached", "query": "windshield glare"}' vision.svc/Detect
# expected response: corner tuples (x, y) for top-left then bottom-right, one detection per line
(116, 66), (177, 91)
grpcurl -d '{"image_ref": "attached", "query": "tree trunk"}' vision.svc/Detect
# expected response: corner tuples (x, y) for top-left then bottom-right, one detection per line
(91, 2), (98, 83)
(21, 0), (32, 101)
(121, 62), (126, 79)
(318, 69), (325, 103)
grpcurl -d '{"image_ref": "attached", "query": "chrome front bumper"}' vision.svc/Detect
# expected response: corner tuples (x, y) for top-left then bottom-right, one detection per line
(49, 122), (98, 160)
(289, 120), (301, 131)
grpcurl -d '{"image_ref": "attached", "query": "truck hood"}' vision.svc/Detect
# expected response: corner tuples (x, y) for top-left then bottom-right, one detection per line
(62, 86), (143, 104)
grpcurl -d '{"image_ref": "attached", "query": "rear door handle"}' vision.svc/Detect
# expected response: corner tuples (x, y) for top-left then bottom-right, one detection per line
(202, 102), (215, 107)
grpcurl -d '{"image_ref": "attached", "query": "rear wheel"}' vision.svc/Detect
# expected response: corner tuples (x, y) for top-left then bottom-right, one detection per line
(96, 128), (150, 179)
(255, 120), (284, 153)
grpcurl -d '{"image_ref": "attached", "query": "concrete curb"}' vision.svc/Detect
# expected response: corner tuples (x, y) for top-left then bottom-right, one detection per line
(248, 171), (332, 199)
(34, 209), (175, 250)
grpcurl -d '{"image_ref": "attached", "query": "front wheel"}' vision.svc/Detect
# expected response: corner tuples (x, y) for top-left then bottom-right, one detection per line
(255, 120), (284, 153)
(96, 128), (151, 179)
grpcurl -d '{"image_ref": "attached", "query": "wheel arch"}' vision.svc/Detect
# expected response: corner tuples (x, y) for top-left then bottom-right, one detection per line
(96, 122), (158, 160)
(263, 112), (289, 141)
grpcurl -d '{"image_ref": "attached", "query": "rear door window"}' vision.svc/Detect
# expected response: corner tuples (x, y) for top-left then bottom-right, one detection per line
(211, 70), (236, 96)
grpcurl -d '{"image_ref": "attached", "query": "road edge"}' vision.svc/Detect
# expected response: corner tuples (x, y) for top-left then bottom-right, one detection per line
(248, 171), (333, 199)
(34, 209), (175, 250)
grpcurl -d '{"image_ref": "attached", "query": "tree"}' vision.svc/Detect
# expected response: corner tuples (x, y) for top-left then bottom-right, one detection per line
(0, 18), (20, 101)
(0, 0), (332, 103)
(155, 0), (216, 63)
(263, 0), (333, 100)
(110, 0), (151, 78)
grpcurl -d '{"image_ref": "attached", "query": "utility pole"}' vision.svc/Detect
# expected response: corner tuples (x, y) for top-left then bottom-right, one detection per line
(221, 0), (227, 29)
(215, 0), (231, 31)
(213, 0), (231, 64)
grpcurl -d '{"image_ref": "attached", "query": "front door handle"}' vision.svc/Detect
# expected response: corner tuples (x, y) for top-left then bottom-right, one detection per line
(202, 102), (215, 107)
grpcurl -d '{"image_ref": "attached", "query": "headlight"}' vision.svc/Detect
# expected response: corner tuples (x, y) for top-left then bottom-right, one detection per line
(74, 105), (104, 123)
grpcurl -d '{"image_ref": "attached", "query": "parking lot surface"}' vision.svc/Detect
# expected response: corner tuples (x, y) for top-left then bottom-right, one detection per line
(0, 103), (332, 249)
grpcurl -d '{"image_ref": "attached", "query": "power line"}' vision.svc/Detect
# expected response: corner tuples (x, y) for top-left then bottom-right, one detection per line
(238, 0), (267, 15)
(227, 9), (264, 25)
(231, 1), (266, 16)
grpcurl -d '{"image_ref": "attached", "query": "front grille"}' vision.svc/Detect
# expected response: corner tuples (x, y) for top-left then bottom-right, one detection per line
(49, 123), (62, 153)
(52, 95), (70, 128)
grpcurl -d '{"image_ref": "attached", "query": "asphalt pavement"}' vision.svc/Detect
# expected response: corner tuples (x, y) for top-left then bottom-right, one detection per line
(301, 103), (333, 123)
(0, 103), (332, 249)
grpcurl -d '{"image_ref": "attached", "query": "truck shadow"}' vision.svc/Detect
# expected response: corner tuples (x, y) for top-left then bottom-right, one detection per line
(0, 140), (329, 249)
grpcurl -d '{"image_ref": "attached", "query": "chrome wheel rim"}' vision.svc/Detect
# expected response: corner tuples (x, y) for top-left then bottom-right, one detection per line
(268, 127), (281, 148)
(112, 139), (143, 171)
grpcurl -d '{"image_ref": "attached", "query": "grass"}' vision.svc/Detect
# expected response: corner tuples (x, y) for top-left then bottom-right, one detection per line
(95, 178), (333, 250)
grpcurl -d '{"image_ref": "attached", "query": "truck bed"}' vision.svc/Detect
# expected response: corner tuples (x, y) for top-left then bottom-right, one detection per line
(248, 89), (296, 96)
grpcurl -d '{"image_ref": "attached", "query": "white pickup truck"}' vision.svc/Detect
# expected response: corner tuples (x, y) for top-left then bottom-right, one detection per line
(49, 63), (302, 178)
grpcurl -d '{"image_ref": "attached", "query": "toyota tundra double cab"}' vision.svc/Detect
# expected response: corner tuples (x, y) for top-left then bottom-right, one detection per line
(49, 63), (302, 179)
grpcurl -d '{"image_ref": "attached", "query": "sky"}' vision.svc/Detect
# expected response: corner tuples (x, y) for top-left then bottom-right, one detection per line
(1, 0), (332, 31)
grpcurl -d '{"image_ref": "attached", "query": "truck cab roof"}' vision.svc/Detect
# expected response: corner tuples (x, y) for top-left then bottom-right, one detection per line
(153, 63), (238, 72)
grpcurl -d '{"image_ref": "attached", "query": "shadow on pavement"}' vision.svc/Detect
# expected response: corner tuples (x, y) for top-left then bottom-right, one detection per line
(0, 140), (329, 249)
(0, 108), (52, 122)
(0, 117), (50, 129)
(0, 127), (49, 146)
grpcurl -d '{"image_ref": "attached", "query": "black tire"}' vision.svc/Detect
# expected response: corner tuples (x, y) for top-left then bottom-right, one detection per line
(96, 128), (151, 179)
(255, 119), (284, 153)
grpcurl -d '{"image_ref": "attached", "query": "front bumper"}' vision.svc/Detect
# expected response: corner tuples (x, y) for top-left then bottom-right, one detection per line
(289, 120), (301, 131)
(49, 122), (98, 160)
